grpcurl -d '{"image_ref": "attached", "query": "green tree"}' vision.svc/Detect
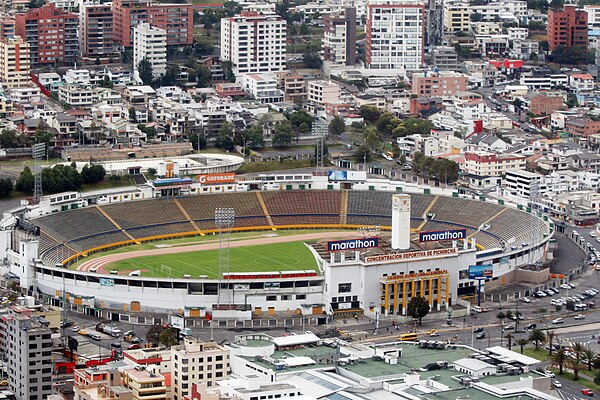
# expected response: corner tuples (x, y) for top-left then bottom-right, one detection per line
(513, 98), (523, 110)
(354, 145), (372, 163)
(328, 116), (345, 137)
(80, 164), (106, 184)
(406, 296), (430, 325)
(505, 333), (513, 350)
(567, 93), (579, 108)
(547, 331), (556, 356)
(147, 167), (157, 177)
(365, 127), (380, 151)
(216, 122), (235, 151)
(289, 110), (313, 133)
(376, 112), (401, 136)
(159, 328), (179, 347)
(129, 107), (137, 123)
(272, 121), (294, 147)
(569, 358), (582, 380)
(189, 132), (207, 151)
(583, 348), (596, 371)
(244, 124), (265, 149)
(0, 129), (19, 148)
(137, 58), (154, 86)
(303, 52), (323, 69)
(528, 329), (546, 350)
(15, 167), (34, 193)
(553, 349), (567, 374)
(146, 324), (163, 346)
(496, 312), (505, 324)
(358, 105), (382, 122)
(0, 178), (13, 196)
(594, 371), (600, 385)
(516, 337), (528, 354)
(471, 12), (482, 22)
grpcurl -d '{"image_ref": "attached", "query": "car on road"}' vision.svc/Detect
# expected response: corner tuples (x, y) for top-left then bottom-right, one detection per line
(525, 323), (537, 330)
(127, 344), (141, 350)
(79, 330), (89, 336)
(553, 381), (562, 388)
(475, 332), (486, 339)
(552, 318), (564, 324)
(575, 314), (586, 320)
(591, 232), (597, 237)
(520, 297), (531, 303)
(474, 327), (484, 333)
(71, 326), (80, 332)
(60, 320), (73, 328)
(545, 371), (555, 378)
(130, 337), (143, 344)
(582, 389), (593, 396)
(427, 329), (439, 336)
(90, 334), (102, 341)
(504, 324), (515, 330)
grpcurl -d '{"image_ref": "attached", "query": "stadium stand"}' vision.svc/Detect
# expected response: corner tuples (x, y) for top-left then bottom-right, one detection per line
(178, 193), (265, 221)
(127, 222), (197, 238)
(69, 231), (133, 251)
(102, 198), (188, 228)
(34, 207), (117, 242)
(261, 191), (342, 216)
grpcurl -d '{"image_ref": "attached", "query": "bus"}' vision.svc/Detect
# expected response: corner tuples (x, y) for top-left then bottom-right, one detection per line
(399, 333), (418, 341)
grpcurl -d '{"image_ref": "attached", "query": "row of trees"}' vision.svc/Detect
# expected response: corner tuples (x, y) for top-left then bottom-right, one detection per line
(412, 152), (460, 183)
(358, 106), (433, 138)
(15, 163), (106, 195)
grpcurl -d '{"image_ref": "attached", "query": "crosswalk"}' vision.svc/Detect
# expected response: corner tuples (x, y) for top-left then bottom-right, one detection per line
(557, 389), (587, 400)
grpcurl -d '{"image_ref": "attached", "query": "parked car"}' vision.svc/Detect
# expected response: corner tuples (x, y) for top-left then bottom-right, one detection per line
(127, 344), (141, 350)
(525, 323), (537, 330)
(519, 297), (531, 303)
(90, 334), (102, 341)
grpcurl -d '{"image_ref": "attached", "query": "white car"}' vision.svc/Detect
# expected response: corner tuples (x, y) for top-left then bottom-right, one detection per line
(545, 371), (555, 378)
(520, 297), (531, 303)
(560, 284), (571, 290)
(553, 380), (562, 388)
(552, 318), (564, 324)
(591, 232), (597, 237)
(575, 314), (586, 320)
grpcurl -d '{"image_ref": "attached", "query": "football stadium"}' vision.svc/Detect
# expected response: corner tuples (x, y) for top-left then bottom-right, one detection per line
(0, 171), (553, 321)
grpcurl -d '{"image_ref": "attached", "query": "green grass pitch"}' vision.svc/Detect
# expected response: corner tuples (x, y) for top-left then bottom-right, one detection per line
(105, 241), (318, 278)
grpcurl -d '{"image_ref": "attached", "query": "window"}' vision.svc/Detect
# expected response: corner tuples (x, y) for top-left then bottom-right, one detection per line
(266, 295), (277, 301)
(338, 283), (352, 293)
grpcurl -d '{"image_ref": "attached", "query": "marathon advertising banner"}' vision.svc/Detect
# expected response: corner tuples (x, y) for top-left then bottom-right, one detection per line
(327, 237), (380, 252)
(419, 229), (467, 243)
(197, 173), (236, 185)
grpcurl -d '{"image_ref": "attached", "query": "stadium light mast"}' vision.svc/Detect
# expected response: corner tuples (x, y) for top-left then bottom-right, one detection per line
(529, 179), (540, 266)
(214, 208), (235, 339)
(32, 143), (46, 203)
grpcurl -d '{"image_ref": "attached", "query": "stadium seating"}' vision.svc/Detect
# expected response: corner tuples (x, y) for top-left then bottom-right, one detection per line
(427, 197), (501, 229)
(262, 191), (341, 216)
(178, 193), (265, 221)
(70, 231), (132, 251)
(34, 207), (117, 243)
(127, 222), (197, 239)
(102, 199), (187, 228)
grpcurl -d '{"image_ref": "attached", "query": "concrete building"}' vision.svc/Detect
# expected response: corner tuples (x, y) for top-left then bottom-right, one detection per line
(548, 5), (588, 51)
(565, 117), (600, 137)
(584, 5), (600, 30)
(112, 0), (193, 47)
(365, 0), (425, 71)
(430, 45), (459, 70)
(527, 93), (565, 115)
(307, 80), (342, 106)
(0, 36), (30, 88)
(79, 4), (116, 61)
(444, 5), (470, 33)
(411, 71), (468, 98)
(0, 15), (14, 41)
(120, 366), (167, 400)
(133, 23), (167, 78)
(6, 315), (52, 400)
(220, 12), (286, 76)
(241, 74), (284, 103)
(462, 151), (527, 177)
(58, 85), (99, 107)
(323, 7), (357, 66)
(14, 3), (78, 65)
(276, 72), (307, 102)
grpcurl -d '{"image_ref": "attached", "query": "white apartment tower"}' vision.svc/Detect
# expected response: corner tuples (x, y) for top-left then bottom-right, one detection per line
(0, 36), (30, 88)
(7, 315), (53, 400)
(220, 12), (287, 76)
(366, 0), (425, 71)
(133, 22), (167, 78)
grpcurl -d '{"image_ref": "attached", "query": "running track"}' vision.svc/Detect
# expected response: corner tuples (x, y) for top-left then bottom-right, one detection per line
(77, 231), (358, 274)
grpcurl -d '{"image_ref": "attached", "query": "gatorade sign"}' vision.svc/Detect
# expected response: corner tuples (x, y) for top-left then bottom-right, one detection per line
(197, 173), (236, 184)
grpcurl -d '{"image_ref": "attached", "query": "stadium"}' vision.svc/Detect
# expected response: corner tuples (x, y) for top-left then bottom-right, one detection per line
(0, 172), (553, 321)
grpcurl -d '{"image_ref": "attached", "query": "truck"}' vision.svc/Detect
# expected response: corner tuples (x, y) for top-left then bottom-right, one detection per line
(95, 323), (122, 337)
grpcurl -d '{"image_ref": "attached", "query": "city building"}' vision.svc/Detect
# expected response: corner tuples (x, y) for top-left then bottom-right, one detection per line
(307, 80), (342, 106)
(79, 4), (116, 61)
(120, 366), (167, 400)
(462, 151), (527, 177)
(6, 315), (53, 400)
(323, 7), (357, 66)
(547, 5), (588, 51)
(133, 23), (167, 78)
(411, 71), (468, 98)
(276, 72), (307, 102)
(112, 0), (193, 47)
(365, 0), (425, 71)
(15, 3), (78, 65)
(526, 93), (565, 115)
(0, 15), (14, 41)
(444, 5), (470, 33)
(58, 85), (99, 107)
(584, 5), (600, 30)
(220, 13), (287, 76)
(0, 36), (30, 88)
(430, 45), (459, 70)
(241, 74), (284, 103)
(565, 117), (600, 137)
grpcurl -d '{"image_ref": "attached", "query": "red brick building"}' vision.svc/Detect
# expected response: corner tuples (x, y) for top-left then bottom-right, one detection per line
(528, 93), (565, 115)
(565, 117), (600, 137)
(548, 5), (588, 51)
(15, 3), (78, 65)
(112, 0), (193, 47)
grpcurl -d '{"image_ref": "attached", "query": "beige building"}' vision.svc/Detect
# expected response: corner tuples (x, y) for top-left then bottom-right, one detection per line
(76, 385), (134, 400)
(0, 36), (30, 88)
(444, 5), (471, 33)
(463, 151), (527, 177)
(120, 366), (167, 400)
(307, 80), (341, 106)
(411, 71), (468, 99)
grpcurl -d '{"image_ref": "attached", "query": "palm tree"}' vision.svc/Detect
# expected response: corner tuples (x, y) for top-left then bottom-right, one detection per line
(528, 329), (546, 350)
(583, 349), (596, 371)
(505, 333), (514, 350)
(517, 337), (529, 354)
(496, 312), (506, 325)
(553, 349), (567, 375)
(572, 342), (585, 362)
(569, 357), (582, 380)
(547, 331), (556, 356)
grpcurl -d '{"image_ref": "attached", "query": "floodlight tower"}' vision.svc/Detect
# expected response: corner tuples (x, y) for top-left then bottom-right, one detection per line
(215, 208), (235, 304)
(32, 143), (46, 203)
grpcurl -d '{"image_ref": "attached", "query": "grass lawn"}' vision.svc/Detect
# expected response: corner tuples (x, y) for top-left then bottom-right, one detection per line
(522, 347), (551, 362)
(193, 27), (220, 46)
(104, 241), (318, 278)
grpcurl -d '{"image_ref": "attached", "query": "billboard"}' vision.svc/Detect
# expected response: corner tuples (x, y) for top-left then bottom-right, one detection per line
(327, 237), (380, 252)
(468, 264), (493, 279)
(419, 229), (467, 242)
(99, 278), (114, 287)
(197, 173), (236, 185)
(170, 315), (185, 330)
(328, 170), (367, 182)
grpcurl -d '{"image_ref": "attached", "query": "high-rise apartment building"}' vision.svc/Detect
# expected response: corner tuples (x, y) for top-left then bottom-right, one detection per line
(220, 12), (287, 76)
(7, 315), (53, 400)
(323, 7), (357, 66)
(133, 23), (167, 78)
(79, 4), (116, 60)
(548, 5), (588, 51)
(443, 5), (470, 33)
(112, 0), (193, 47)
(0, 15), (14, 41)
(0, 36), (30, 88)
(15, 3), (78, 65)
(366, 0), (425, 71)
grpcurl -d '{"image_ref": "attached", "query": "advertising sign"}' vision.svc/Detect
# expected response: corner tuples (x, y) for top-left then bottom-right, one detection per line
(327, 237), (380, 252)
(365, 247), (458, 264)
(468, 264), (493, 279)
(264, 282), (280, 290)
(328, 170), (367, 181)
(419, 229), (467, 242)
(170, 315), (185, 330)
(234, 283), (250, 291)
(99, 278), (114, 287)
(197, 173), (236, 185)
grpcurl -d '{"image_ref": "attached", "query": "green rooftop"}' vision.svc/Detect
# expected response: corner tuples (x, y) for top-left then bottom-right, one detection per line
(421, 387), (536, 400)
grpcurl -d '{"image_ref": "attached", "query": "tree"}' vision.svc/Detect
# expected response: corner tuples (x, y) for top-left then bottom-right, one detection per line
(129, 107), (137, 123)
(504, 310), (514, 320)
(289, 110), (313, 133)
(516, 337), (528, 354)
(159, 328), (179, 347)
(146, 324), (163, 346)
(547, 331), (556, 356)
(553, 349), (567, 374)
(216, 122), (235, 151)
(0, 129), (19, 148)
(81, 164), (106, 184)
(354, 145), (372, 163)
(496, 312), (506, 324)
(137, 58), (154, 86)
(147, 167), (157, 177)
(189, 132), (207, 151)
(328, 116), (346, 137)
(471, 12), (482, 22)
(376, 113), (401, 136)
(359, 105), (382, 122)
(505, 333), (513, 350)
(528, 329), (546, 350)
(406, 296), (430, 325)
(567, 93), (579, 108)
(0, 178), (12, 197)
(569, 357), (582, 380)
(272, 121), (294, 147)
(303, 52), (323, 69)
(15, 167), (34, 193)
(513, 98), (523, 110)
(583, 349), (596, 371)
(365, 127), (380, 151)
